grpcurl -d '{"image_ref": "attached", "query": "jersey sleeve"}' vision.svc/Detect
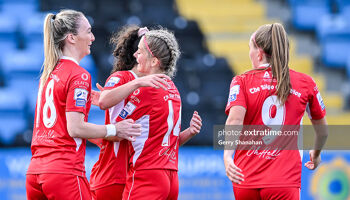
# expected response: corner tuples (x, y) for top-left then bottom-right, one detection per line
(306, 78), (326, 120)
(104, 71), (136, 124)
(66, 71), (91, 115)
(116, 88), (151, 123)
(225, 75), (247, 115)
(104, 71), (129, 90)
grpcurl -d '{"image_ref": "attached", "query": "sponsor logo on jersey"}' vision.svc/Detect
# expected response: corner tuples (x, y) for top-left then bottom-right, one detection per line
(133, 89), (140, 95)
(119, 102), (136, 119)
(81, 73), (89, 81)
(316, 92), (325, 110)
(74, 88), (88, 107)
(76, 99), (86, 107)
(228, 85), (240, 102)
(263, 71), (270, 78)
(105, 77), (120, 87)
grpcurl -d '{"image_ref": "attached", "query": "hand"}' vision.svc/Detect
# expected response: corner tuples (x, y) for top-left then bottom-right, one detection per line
(305, 150), (321, 170)
(224, 155), (244, 184)
(91, 83), (104, 106)
(189, 111), (202, 136)
(91, 90), (100, 106)
(115, 119), (141, 142)
(136, 74), (171, 90)
(96, 83), (104, 91)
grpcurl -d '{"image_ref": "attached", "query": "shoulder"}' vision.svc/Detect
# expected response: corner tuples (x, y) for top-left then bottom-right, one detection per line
(66, 60), (90, 78)
(231, 69), (264, 84)
(289, 69), (315, 84)
(109, 70), (136, 81)
(105, 71), (135, 87)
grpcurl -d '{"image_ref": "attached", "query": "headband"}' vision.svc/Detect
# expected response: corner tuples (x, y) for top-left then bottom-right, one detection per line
(143, 36), (154, 57)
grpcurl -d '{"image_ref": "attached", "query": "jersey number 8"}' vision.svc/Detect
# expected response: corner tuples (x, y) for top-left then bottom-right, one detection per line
(36, 79), (57, 128)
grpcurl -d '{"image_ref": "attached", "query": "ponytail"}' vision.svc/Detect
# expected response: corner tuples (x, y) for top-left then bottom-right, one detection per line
(270, 23), (290, 104)
(254, 23), (291, 104)
(41, 13), (60, 87)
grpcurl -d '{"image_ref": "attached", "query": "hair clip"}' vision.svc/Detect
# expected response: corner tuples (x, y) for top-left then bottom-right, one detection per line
(138, 27), (149, 37)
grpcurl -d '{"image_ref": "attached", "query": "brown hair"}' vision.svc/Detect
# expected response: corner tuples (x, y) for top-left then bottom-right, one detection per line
(254, 23), (291, 104)
(144, 28), (180, 78)
(110, 25), (141, 74)
(41, 9), (84, 87)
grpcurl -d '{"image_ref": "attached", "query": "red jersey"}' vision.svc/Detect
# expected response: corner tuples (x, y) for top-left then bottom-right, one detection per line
(225, 67), (326, 188)
(90, 70), (138, 190)
(27, 58), (92, 177)
(117, 80), (181, 171)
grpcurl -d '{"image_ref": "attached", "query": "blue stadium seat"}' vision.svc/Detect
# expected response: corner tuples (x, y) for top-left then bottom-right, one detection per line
(322, 36), (350, 68)
(81, 55), (97, 78)
(346, 56), (350, 78)
(316, 14), (350, 42)
(21, 12), (45, 48)
(335, 0), (350, 12)
(317, 14), (350, 68)
(1, 3), (38, 19)
(28, 88), (39, 117)
(198, 57), (233, 109)
(291, 0), (331, 31)
(0, 88), (27, 145)
(0, 13), (18, 51)
(0, 0), (37, 3)
(0, 49), (42, 96)
(88, 106), (106, 125)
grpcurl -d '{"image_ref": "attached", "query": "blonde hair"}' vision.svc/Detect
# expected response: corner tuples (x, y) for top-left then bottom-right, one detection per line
(254, 23), (290, 104)
(41, 9), (84, 87)
(144, 28), (180, 78)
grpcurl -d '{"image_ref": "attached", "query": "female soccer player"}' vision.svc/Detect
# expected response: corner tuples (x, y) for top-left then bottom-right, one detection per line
(224, 23), (328, 199)
(90, 25), (170, 200)
(116, 28), (202, 200)
(25, 10), (141, 200)
(90, 26), (201, 200)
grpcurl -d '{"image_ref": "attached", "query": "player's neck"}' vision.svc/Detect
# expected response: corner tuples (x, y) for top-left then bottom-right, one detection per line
(150, 67), (164, 76)
(62, 47), (82, 64)
(131, 66), (142, 77)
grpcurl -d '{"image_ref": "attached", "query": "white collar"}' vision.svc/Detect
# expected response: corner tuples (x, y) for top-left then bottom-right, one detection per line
(129, 70), (139, 78)
(61, 56), (79, 65)
(258, 63), (270, 68)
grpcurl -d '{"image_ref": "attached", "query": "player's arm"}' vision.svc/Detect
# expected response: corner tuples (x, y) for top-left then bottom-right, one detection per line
(224, 106), (246, 184)
(66, 111), (140, 141)
(305, 117), (328, 170)
(99, 74), (170, 110)
(179, 111), (202, 146)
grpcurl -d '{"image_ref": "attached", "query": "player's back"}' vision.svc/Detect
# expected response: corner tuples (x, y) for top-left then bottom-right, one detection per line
(232, 68), (323, 125)
(117, 79), (181, 171)
(28, 58), (92, 176)
(226, 67), (326, 188)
